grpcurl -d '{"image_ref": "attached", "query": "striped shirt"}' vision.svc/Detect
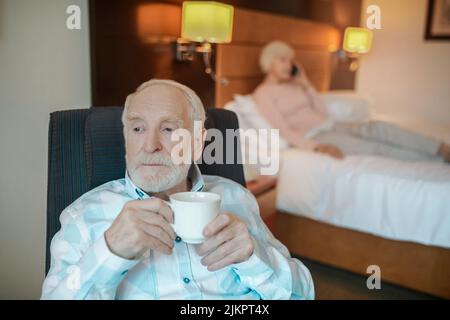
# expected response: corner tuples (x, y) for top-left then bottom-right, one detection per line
(41, 164), (314, 300)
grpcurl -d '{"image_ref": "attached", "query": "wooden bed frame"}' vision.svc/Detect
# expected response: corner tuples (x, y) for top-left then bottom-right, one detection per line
(215, 7), (450, 299)
(274, 212), (450, 298)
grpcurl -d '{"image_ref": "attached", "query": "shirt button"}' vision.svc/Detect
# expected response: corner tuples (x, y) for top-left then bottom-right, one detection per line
(183, 277), (190, 284)
(135, 188), (144, 198)
(175, 236), (182, 243)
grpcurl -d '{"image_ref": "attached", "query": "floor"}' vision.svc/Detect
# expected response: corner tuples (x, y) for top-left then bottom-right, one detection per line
(296, 256), (439, 300)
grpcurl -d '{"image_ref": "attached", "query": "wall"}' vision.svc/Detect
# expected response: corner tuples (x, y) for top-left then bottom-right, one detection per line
(90, 0), (216, 108)
(356, 0), (450, 129)
(91, 0), (362, 108)
(0, 0), (91, 299)
(309, 0), (362, 90)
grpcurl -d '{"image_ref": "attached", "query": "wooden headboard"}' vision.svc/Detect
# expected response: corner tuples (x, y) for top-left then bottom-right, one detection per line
(215, 8), (341, 107)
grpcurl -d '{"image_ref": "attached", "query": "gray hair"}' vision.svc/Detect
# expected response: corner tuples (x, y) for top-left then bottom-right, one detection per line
(259, 41), (295, 73)
(122, 79), (206, 130)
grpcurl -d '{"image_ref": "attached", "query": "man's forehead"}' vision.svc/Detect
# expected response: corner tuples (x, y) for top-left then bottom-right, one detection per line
(129, 84), (190, 114)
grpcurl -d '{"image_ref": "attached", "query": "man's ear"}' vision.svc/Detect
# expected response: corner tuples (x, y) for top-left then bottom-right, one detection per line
(192, 127), (206, 162)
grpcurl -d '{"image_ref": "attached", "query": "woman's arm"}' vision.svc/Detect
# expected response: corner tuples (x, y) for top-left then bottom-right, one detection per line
(253, 85), (319, 150)
(293, 65), (328, 116)
(267, 103), (319, 150)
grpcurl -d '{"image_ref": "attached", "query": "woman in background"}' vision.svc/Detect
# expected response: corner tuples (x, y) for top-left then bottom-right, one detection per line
(252, 41), (450, 163)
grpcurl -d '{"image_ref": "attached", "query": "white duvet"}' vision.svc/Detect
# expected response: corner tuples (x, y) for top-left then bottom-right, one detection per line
(277, 149), (450, 249)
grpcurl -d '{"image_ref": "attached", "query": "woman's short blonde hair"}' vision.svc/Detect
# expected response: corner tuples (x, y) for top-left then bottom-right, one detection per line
(259, 41), (295, 73)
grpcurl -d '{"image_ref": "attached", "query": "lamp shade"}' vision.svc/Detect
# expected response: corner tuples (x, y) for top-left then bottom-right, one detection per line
(343, 27), (372, 54)
(137, 4), (181, 43)
(181, 1), (233, 43)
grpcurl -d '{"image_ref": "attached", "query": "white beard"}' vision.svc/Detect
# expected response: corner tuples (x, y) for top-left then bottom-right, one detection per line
(126, 152), (190, 193)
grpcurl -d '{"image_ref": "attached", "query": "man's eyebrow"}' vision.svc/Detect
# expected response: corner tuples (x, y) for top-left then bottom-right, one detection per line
(162, 118), (184, 125)
(126, 112), (144, 122)
(126, 114), (185, 128)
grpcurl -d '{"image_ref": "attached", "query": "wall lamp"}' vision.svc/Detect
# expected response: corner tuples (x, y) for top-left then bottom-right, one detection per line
(177, 1), (234, 84)
(137, 3), (181, 44)
(338, 27), (373, 72)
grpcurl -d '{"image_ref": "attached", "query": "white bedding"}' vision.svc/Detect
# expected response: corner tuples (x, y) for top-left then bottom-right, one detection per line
(277, 149), (450, 249)
(223, 92), (450, 248)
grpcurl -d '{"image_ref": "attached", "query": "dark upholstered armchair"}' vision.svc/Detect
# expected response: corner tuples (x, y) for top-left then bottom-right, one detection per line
(46, 107), (245, 274)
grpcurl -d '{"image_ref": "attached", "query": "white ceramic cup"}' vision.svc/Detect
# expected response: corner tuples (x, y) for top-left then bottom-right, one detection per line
(165, 192), (221, 244)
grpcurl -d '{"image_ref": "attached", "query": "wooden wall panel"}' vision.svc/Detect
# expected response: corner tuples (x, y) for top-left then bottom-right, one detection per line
(218, 46), (332, 78)
(230, 8), (340, 48)
(215, 8), (340, 107)
(90, 0), (215, 108)
(90, 0), (360, 107)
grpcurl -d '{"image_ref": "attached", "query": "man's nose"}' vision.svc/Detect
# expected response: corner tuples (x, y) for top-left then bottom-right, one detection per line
(143, 130), (163, 153)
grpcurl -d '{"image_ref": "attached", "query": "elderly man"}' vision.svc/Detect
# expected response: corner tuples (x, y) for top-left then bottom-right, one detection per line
(41, 79), (314, 300)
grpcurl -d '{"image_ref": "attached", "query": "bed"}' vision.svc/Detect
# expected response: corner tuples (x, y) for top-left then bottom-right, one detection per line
(215, 7), (450, 298)
(277, 149), (450, 250)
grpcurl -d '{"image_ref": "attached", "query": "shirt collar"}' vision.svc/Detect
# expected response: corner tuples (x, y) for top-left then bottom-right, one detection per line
(125, 163), (205, 200)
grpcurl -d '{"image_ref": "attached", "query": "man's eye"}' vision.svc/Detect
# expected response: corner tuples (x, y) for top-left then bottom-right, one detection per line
(133, 127), (144, 133)
(163, 127), (174, 133)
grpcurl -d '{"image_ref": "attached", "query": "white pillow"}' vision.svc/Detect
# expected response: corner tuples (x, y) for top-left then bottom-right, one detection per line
(320, 90), (373, 123)
(224, 95), (288, 181)
(225, 94), (288, 147)
(225, 95), (270, 127)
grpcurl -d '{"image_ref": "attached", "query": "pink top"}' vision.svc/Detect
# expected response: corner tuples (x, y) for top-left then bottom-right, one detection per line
(253, 82), (328, 150)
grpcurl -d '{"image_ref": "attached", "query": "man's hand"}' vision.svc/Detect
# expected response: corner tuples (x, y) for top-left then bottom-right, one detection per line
(105, 198), (176, 260)
(196, 213), (254, 272)
(314, 144), (345, 159)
